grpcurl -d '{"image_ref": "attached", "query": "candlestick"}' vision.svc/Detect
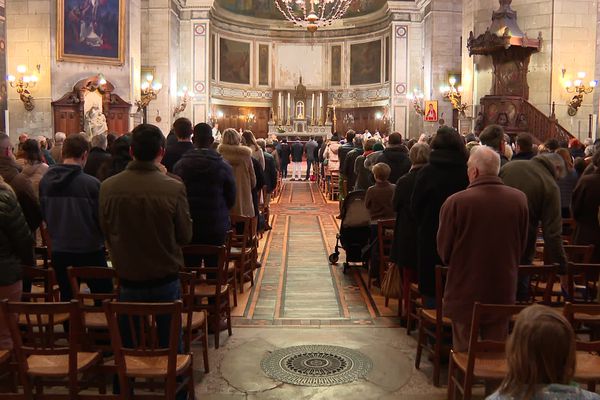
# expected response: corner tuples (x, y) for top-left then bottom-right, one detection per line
(311, 93), (315, 125)
(287, 92), (291, 125)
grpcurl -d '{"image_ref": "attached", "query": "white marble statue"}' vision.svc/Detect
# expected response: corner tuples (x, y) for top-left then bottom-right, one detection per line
(84, 105), (108, 139)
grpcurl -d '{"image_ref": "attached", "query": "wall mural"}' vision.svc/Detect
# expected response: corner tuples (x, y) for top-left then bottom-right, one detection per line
(215, 0), (387, 19)
(350, 40), (381, 86)
(331, 45), (341, 86)
(0, 0), (5, 132)
(277, 44), (323, 88)
(57, 0), (125, 65)
(259, 44), (269, 86)
(219, 38), (251, 85)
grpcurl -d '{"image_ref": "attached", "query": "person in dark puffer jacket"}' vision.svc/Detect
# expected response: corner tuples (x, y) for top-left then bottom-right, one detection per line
(39, 134), (113, 302)
(0, 176), (34, 349)
(173, 123), (236, 248)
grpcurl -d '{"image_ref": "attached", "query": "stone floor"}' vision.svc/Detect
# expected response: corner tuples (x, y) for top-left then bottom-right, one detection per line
(193, 181), (457, 399)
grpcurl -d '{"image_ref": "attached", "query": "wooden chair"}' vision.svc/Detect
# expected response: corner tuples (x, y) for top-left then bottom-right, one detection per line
(406, 283), (422, 335)
(229, 215), (256, 295)
(562, 218), (577, 244)
(563, 302), (600, 391)
(34, 223), (52, 269)
(1, 299), (102, 399)
(179, 271), (209, 373)
(182, 245), (232, 349)
(104, 300), (194, 400)
(329, 171), (340, 201)
(566, 262), (600, 303)
(67, 266), (118, 352)
(517, 264), (560, 305)
(565, 244), (595, 264)
(415, 266), (451, 387)
(447, 303), (526, 400)
(376, 219), (396, 306)
(21, 266), (60, 303)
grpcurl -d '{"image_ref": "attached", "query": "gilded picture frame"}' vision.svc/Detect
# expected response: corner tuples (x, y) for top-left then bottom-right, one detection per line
(57, 0), (126, 65)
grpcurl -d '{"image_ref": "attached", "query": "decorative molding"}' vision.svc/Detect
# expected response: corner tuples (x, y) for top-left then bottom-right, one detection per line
(211, 85), (273, 101)
(395, 25), (408, 38)
(194, 23), (206, 36)
(329, 86), (390, 103)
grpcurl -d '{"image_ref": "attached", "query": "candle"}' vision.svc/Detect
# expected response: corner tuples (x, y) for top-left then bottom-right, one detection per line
(287, 92), (291, 123)
(311, 93), (315, 124)
(319, 92), (323, 122)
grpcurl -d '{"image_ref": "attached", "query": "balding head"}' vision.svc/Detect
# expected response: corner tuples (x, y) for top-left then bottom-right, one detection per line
(467, 145), (500, 183)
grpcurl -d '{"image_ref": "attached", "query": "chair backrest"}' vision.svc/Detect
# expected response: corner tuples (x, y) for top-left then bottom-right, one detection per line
(566, 262), (600, 303)
(181, 244), (229, 298)
(103, 301), (182, 377)
(467, 303), (527, 355)
(377, 219), (395, 264)
(21, 266), (60, 302)
(67, 267), (119, 311)
(562, 218), (576, 244)
(563, 302), (600, 352)
(179, 271), (196, 313)
(230, 215), (252, 251)
(435, 266), (449, 324)
(564, 245), (595, 264)
(1, 300), (83, 366)
(517, 264), (560, 305)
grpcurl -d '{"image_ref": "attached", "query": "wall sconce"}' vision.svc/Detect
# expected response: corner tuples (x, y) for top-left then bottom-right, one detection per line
(172, 86), (190, 118)
(246, 112), (256, 129)
(406, 89), (425, 116)
(208, 110), (223, 126)
(136, 73), (162, 123)
(440, 77), (467, 116)
(7, 64), (39, 111)
(565, 71), (597, 116)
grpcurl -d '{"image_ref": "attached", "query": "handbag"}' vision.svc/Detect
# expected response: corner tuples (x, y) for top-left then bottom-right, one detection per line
(381, 263), (401, 299)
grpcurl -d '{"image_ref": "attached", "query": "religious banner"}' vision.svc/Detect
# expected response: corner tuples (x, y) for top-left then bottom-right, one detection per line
(424, 100), (438, 122)
(57, 0), (126, 65)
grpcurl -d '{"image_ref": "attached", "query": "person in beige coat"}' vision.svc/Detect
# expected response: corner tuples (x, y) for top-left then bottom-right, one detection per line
(20, 139), (49, 199)
(218, 128), (256, 217)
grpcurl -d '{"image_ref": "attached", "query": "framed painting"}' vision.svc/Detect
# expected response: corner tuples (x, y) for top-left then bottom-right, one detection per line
(219, 37), (251, 85)
(331, 45), (341, 86)
(57, 0), (126, 65)
(258, 44), (269, 86)
(350, 40), (381, 86)
(424, 100), (438, 122)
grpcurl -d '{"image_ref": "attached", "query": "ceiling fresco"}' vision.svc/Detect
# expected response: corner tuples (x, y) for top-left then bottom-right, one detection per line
(214, 0), (388, 20)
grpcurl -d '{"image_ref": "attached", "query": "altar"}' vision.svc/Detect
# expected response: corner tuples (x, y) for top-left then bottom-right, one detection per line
(270, 77), (333, 139)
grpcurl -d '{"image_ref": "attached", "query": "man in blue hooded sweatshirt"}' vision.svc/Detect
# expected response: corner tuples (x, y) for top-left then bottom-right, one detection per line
(39, 133), (112, 302)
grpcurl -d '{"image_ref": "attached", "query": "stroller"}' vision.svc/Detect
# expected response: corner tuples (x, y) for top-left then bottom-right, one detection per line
(328, 190), (371, 274)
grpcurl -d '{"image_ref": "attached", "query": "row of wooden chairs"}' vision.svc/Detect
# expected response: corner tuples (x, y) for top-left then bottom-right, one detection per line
(448, 302), (600, 400)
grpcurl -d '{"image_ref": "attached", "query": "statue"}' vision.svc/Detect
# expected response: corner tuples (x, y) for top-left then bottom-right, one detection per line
(84, 105), (108, 139)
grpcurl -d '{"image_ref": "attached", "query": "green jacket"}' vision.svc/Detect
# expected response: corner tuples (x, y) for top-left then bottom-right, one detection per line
(499, 156), (567, 269)
(99, 161), (192, 284)
(0, 181), (34, 286)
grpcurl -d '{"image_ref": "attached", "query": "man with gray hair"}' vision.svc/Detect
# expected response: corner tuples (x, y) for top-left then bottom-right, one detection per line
(84, 134), (111, 179)
(437, 145), (529, 351)
(500, 152), (568, 271)
(51, 132), (66, 164)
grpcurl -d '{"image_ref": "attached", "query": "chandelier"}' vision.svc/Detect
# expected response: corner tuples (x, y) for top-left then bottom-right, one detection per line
(274, 0), (352, 33)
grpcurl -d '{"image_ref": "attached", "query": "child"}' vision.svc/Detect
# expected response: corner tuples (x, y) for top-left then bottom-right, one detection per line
(365, 163), (396, 285)
(487, 305), (599, 400)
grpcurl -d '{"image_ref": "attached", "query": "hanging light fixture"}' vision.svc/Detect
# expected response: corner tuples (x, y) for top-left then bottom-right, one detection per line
(274, 0), (353, 33)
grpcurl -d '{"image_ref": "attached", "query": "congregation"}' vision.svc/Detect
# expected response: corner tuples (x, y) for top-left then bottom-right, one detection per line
(1, 119), (600, 399)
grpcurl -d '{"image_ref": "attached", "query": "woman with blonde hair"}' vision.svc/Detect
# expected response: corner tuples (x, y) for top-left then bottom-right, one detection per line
(242, 130), (265, 171)
(218, 128), (256, 217)
(488, 305), (599, 400)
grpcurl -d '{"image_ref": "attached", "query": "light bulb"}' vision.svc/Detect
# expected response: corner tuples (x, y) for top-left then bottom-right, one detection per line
(7, 75), (15, 82)
(30, 75), (39, 83)
(449, 77), (457, 86)
(22, 76), (31, 83)
(577, 71), (586, 79)
(565, 80), (572, 88)
(16, 65), (27, 74)
(457, 86), (463, 93)
(590, 80), (598, 88)
(574, 80), (583, 87)
(146, 74), (153, 82)
(141, 82), (150, 90)
(217, 111), (224, 118)
(152, 82), (162, 91)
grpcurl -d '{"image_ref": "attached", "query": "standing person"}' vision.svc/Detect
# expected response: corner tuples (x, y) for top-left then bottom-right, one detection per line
(338, 130), (356, 195)
(304, 136), (318, 181)
(354, 138), (376, 191)
(258, 139), (277, 230)
(161, 118), (194, 173)
(437, 146), (528, 351)
(555, 148), (578, 218)
(0, 176), (34, 349)
(571, 151), (600, 263)
(500, 153), (568, 271)
(479, 125), (509, 166)
(290, 137), (304, 181)
(391, 143), (430, 319)
(218, 128), (256, 218)
(96, 134), (132, 182)
(173, 122), (235, 250)
(323, 135), (341, 174)
(344, 135), (364, 193)
(512, 133), (535, 161)
(20, 139), (49, 199)
(39, 133), (112, 302)
(371, 132), (411, 184)
(51, 132), (66, 164)
(411, 126), (469, 308)
(242, 130), (265, 171)
(36, 136), (55, 166)
(0, 134), (41, 232)
(84, 134), (111, 179)
(278, 138), (291, 179)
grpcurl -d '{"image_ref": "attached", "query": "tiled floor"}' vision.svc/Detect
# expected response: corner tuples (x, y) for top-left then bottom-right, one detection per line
(195, 181), (457, 399)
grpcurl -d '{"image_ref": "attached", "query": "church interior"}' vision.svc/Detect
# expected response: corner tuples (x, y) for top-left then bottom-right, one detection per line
(1, 0), (600, 399)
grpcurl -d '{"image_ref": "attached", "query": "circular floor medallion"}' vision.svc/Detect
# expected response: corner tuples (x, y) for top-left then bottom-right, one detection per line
(260, 345), (372, 386)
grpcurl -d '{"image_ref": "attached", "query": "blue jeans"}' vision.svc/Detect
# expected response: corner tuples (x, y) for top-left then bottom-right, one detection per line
(115, 279), (186, 399)
(51, 250), (113, 302)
